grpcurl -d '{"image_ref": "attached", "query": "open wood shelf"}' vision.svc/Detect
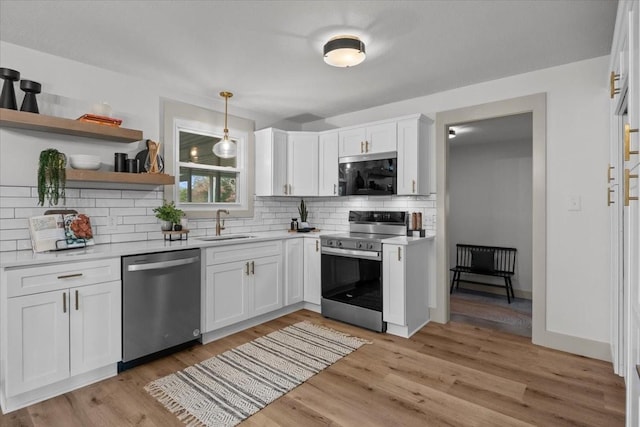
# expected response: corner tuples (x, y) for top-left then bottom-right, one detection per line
(0, 108), (143, 143)
(66, 169), (174, 185)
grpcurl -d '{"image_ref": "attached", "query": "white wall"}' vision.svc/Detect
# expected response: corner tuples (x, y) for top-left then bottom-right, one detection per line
(303, 56), (611, 348)
(449, 138), (533, 296)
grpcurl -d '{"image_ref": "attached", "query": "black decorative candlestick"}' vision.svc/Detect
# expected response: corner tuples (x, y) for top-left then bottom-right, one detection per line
(19, 80), (41, 113)
(0, 68), (20, 110)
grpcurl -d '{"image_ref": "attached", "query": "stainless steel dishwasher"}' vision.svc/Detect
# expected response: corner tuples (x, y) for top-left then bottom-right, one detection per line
(120, 248), (201, 370)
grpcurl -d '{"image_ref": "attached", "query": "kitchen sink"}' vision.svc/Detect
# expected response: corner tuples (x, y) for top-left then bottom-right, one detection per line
(197, 234), (256, 241)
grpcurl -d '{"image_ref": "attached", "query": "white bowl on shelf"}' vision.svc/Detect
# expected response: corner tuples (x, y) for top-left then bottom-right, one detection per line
(69, 154), (101, 170)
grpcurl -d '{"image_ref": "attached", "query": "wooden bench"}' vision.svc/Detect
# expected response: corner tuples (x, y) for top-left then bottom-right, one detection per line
(449, 244), (517, 303)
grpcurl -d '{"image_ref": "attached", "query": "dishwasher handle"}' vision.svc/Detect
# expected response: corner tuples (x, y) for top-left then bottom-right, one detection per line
(127, 256), (200, 272)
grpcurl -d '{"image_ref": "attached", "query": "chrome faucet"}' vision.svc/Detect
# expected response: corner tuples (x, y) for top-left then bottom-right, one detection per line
(215, 209), (229, 236)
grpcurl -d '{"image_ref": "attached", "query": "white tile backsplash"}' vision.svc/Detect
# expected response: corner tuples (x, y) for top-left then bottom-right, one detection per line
(0, 185), (436, 252)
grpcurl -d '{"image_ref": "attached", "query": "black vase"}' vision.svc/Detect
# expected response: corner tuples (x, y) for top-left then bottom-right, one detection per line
(19, 80), (41, 114)
(0, 68), (20, 110)
(173, 224), (182, 231)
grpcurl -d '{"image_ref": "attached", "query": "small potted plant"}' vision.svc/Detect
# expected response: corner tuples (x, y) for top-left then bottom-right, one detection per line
(37, 148), (67, 206)
(298, 198), (309, 228)
(153, 200), (184, 231)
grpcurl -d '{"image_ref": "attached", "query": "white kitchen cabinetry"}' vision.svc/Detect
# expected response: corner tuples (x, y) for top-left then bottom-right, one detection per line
(254, 128), (318, 196)
(2, 258), (121, 411)
(397, 116), (432, 195)
(383, 240), (431, 338)
(205, 241), (283, 331)
(339, 122), (397, 157)
(303, 236), (322, 306)
(319, 131), (339, 196)
(285, 238), (304, 305)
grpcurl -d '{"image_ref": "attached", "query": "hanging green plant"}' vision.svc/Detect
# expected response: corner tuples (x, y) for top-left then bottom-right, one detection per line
(37, 149), (67, 206)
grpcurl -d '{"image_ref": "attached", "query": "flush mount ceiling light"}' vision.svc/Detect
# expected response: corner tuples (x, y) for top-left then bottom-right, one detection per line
(212, 91), (237, 159)
(323, 35), (366, 67)
(448, 129), (457, 138)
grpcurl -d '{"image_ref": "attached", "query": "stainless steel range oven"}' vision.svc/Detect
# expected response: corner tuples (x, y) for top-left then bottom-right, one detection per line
(321, 211), (407, 332)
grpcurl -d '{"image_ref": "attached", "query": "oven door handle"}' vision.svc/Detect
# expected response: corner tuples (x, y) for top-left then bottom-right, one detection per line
(321, 247), (381, 261)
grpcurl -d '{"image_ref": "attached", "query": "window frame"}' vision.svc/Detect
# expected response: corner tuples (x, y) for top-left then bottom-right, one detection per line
(162, 99), (254, 219)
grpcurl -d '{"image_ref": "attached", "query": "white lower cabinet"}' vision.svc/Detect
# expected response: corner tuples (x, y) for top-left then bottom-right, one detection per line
(4, 259), (121, 400)
(285, 238), (304, 305)
(303, 237), (321, 305)
(383, 241), (431, 338)
(205, 241), (283, 332)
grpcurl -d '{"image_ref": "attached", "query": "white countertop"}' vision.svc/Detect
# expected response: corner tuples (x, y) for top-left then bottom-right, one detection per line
(0, 230), (435, 269)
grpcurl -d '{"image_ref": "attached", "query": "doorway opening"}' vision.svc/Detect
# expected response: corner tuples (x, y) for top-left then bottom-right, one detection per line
(433, 93), (547, 346)
(447, 114), (533, 338)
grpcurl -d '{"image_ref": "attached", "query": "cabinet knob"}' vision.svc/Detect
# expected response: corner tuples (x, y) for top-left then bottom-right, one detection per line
(57, 273), (83, 280)
(251, 260), (255, 275)
(365, 141), (369, 153)
(412, 179), (416, 193)
(333, 184), (337, 195)
(62, 292), (67, 313)
(360, 141), (364, 153)
(245, 262), (250, 275)
(316, 240), (319, 252)
(608, 164), (615, 182)
(397, 247), (402, 261)
(75, 290), (79, 311)
(283, 184), (288, 195)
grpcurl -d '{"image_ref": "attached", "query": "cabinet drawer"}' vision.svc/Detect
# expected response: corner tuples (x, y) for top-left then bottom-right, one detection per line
(6, 258), (121, 298)
(206, 240), (282, 265)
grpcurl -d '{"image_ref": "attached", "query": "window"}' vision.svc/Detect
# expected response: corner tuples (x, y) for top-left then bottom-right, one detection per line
(162, 99), (254, 218)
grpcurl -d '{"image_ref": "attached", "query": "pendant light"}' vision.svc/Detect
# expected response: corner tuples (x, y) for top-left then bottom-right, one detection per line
(323, 35), (366, 67)
(212, 91), (237, 158)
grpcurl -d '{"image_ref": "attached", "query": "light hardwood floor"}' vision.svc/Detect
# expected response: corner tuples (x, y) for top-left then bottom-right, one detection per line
(1, 310), (625, 426)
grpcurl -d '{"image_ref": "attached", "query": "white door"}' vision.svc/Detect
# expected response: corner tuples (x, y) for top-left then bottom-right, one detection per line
(383, 244), (406, 326)
(319, 132), (339, 196)
(288, 132), (318, 196)
(251, 255), (283, 316)
(285, 239), (304, 305)
(6, 290), (70, 396)
(303, 237), (321, 305)
(70, 281), (121, 376)
(205, 261), (249, 331)
(624, 3), (639, 425)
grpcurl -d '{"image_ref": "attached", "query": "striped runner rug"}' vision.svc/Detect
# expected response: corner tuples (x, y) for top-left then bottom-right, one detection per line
(145, 321), (370, 427)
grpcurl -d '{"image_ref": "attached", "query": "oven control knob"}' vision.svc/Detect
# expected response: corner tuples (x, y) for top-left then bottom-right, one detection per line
(367, 243), (375, 250)
(357, 242), (364, 249)
(338, 241), (343, 247)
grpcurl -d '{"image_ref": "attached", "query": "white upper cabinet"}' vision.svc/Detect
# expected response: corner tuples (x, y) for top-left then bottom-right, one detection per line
(254, 128), (318, 196)
(397, 116), (432, 195)
(288, 132), (318, 196)
(255, 128), (288, 196)
(339, 122), (397, 157)
(318, 131), (339, 196)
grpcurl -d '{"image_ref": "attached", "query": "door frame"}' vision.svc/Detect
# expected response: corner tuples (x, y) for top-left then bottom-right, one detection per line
(433, 94), (547, 342)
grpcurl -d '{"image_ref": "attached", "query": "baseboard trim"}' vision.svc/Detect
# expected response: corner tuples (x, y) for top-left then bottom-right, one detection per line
(533, 328), (611, 362)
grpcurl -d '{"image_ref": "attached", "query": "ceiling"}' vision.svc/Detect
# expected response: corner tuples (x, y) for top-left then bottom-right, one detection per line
(0, 1), (617, 125)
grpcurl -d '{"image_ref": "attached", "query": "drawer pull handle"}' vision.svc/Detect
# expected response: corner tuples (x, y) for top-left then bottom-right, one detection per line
(63, 292), (67, 313)
(251, 260), (255, 275)
(316, 240), (319, 252)
(608, 188), (615, 206)
(334, 184), (337, 195)
(412, 179), (416, 193)
(245, 262), (250, 275)
(283, 184), (288, 195)
(610, 71), (620, 99)
(608, 164), (614, 182)
(75, 290), (79, 311)
(398, 247), (402, 261)
(360, 141), (364, 153)
(624, 123), (639, 161)
(625, 168), (638, 206)
(57, 273), (83, 280)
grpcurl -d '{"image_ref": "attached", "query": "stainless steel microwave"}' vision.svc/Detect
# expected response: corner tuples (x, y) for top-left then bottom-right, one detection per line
(338, 152), (397, 196)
